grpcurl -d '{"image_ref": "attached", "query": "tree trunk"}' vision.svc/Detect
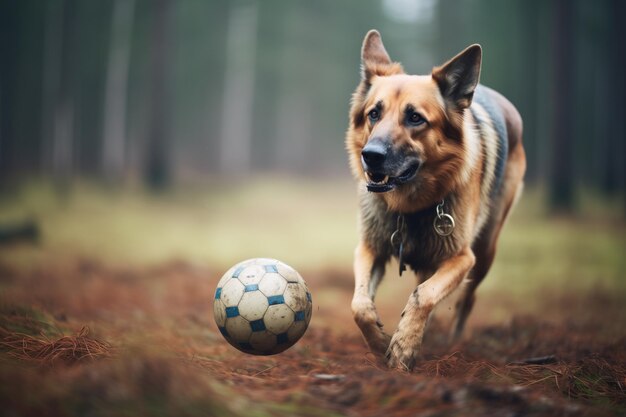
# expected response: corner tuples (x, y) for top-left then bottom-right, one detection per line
(218, 2), (258, 176)
(548, 0), (575, 212)
(102, 0), (135, 183)
(52, 0), (77, 191)
(519, 0), (541, 184)
(604, 0), (625, 204)
(144, 0), (173, 190)
(41, 0), (65, 177)
(274, 2), (311, 172)
(0, 0), (18, 184)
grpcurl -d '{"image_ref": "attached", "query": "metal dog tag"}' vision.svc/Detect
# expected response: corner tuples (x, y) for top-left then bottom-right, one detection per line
(433, 213), (455, 236)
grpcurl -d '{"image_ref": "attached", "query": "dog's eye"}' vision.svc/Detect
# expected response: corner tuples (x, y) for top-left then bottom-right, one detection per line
(407, 111), (425, 126)
(368, 109), (380, 122)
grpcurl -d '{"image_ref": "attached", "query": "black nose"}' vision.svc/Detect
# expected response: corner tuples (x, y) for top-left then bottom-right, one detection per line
(361, 140), (387, 170)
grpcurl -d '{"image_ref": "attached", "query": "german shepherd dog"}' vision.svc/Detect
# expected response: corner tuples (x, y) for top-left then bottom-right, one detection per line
(346, 30), (526, 370)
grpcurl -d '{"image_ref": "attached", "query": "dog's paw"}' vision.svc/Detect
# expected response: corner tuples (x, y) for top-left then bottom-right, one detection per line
(385, 331), (420, 371)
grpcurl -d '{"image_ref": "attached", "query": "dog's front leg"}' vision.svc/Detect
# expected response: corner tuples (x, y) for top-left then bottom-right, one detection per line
(386, 246), (475, 370)
(351, 241), (390, 356)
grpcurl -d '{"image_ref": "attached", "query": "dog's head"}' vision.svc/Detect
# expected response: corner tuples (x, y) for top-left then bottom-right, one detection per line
(346, 30), (482, 212)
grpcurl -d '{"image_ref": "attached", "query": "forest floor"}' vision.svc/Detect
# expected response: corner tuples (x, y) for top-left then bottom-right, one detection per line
(0, 180), (624, 416)
(0, 260), (625, 417)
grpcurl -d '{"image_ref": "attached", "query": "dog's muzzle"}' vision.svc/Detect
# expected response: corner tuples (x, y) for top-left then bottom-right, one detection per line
(361, 139), (420, 193)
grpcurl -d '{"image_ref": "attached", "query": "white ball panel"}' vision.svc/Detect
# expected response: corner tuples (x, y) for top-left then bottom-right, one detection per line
(238, 291), (269, 321)
(237, 265), (265, 286)
(225, 316), (251, 342)
(276, 262), (303, 284)
(221, 279), (245, 307)
(284, 283), (308, 312)
(258, 273), (287, 297)
(213, 299), (226, 327)
(264, 304), (294, 335)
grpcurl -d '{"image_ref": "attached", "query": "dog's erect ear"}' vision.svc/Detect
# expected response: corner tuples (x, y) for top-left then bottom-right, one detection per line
(361, 30), (402, 81)
(432, 44), (482, 109)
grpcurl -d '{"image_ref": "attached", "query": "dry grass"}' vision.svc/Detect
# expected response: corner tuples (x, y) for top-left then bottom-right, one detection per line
(0, 259), (625, 416)
(0, 326), (113, 365)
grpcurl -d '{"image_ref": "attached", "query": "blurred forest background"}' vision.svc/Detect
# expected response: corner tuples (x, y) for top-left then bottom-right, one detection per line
(0, 3), (625, 415)
(0, 0), (624, 212)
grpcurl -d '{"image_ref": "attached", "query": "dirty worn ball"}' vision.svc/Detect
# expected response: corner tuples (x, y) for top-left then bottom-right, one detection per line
(213, 258), (313, 355)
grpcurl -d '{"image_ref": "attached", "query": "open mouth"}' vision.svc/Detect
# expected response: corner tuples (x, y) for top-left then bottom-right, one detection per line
(365, 164), (419, 193)
(365, 172), (394, 192)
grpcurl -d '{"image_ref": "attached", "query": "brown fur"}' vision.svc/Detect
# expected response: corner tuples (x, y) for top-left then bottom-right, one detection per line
(346, 30), (526, 370)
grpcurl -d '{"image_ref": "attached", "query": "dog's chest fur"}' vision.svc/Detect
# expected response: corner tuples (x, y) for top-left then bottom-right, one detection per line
(359, 189), (464, 273)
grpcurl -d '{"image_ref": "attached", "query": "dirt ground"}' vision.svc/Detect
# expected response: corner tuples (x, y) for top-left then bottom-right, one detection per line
(0, 257), (624, 417)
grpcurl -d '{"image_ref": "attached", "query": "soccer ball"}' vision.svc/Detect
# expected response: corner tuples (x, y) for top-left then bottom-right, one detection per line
(213, 258), (312, 355)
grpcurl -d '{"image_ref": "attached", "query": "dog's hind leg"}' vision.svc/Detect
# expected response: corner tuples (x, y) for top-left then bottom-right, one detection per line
(449, 236), (496, 341)
(450, 179), (525, 341)
(352, 241), (391, 356)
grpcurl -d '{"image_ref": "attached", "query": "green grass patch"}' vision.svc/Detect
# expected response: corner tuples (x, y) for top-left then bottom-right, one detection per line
(0, 178), (623, 298)
(0, 178), (359, 270)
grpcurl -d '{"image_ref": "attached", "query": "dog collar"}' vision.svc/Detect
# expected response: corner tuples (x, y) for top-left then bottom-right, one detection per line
(390, 200), (456, 276)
